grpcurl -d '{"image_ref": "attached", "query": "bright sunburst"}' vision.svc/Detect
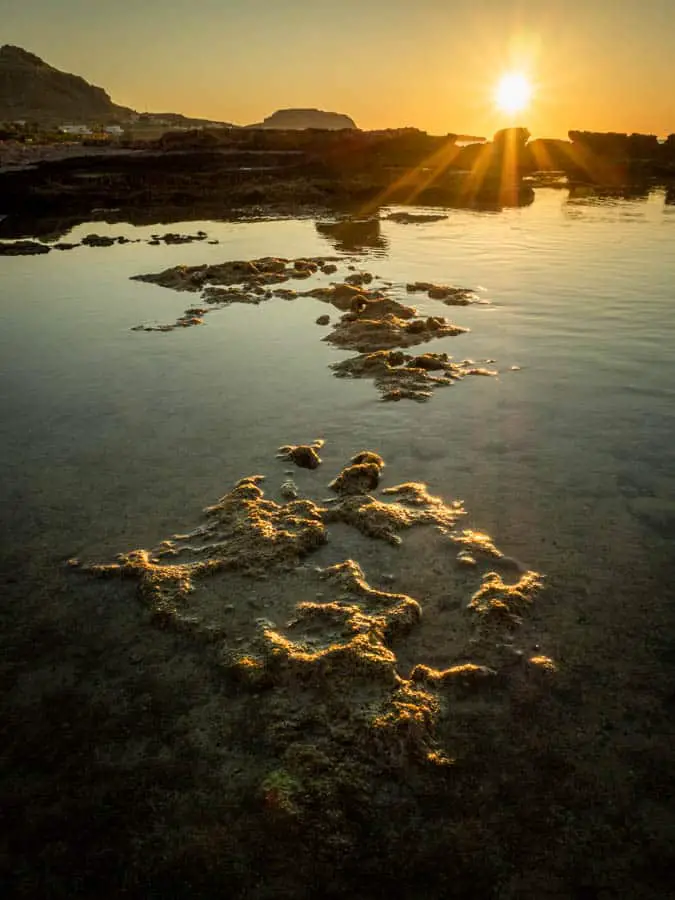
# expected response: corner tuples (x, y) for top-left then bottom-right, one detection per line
(495, 73), (532, 114)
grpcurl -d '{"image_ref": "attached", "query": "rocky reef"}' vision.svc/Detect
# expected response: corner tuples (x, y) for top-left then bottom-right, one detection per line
(77, 445), (548, 888)
(332, 350), (495, 402)
(129, 253), (494, 402)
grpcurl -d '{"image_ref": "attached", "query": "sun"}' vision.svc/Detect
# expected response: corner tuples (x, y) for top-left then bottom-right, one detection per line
(495, 73), (532, 114)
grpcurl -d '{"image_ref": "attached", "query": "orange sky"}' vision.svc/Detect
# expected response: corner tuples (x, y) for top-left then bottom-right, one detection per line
(5, 0), (675, 138)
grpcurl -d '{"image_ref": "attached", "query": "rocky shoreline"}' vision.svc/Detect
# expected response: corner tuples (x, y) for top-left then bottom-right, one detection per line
(1, 126), (674, 239)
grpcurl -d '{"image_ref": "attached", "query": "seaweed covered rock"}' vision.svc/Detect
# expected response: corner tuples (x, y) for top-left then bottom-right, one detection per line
(350, 296), (416, 319)
(468, 571), (543, 629)
(325, 480), (466, 544)
(84, 474), (327, 621)
(328, 451), (386, 496)
(407, 281), (475, 305)
(132, 256), (339, 294)
(277, 439), (325, 469)
(130, 254), (347, 330)
(410, 662), (498, 688)
(228, 558), (442, 770)
(344, 271), (373, 286)
(325, 312), (466, 353)
(78, 443), (549, 873)
(303, 281), (385, 312)
(332, 349), (496, 401)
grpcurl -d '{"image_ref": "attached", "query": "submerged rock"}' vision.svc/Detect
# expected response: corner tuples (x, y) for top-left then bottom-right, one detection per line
(82, 233), (117, 247)
(84, 474), (327, 619)
(344, 271), (373, 286)
(0, 239), (50, 255)
(385, 212), (449, 224)
(407, 281), (475, 304)
(160, 232), (208, 245)
(79, 443), (547, 847)
(280, 478), (299, 500)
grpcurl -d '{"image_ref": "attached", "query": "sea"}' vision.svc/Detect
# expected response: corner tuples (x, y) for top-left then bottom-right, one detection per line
(2, 185), (675, 897)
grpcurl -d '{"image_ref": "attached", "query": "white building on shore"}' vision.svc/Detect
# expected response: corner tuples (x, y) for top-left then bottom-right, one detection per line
(59, 125), (92, 136)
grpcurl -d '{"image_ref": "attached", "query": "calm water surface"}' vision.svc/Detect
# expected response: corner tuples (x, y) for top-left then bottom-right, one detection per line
(3, 186), (675, 895)
(2, 188), (674, 568)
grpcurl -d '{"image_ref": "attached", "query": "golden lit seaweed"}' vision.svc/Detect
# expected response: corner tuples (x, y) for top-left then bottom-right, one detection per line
(130, 255), (342, 330)
(303, 282), (391, 312)
(468, 570), (543, 629)
(323, 478), (464, 544)
(316, 558), (422, 641)
(228, 559), (445, 770)
(370, 682), (452, 768)
(276, 438), (325, 470)
(326, 449), (386, 496)
(324, 311), (466, 353)
(452, 528), (505, 560)
(407, 281), (476, 305)
(332, 349), (495, 402)
(131, 256), (338, 293)
(86, 548), (198, 618)
(130, 255), (490, 405)
(86, 475), (327, 621)
(410, 662), (498, 687)
(81, 446), (549, 842)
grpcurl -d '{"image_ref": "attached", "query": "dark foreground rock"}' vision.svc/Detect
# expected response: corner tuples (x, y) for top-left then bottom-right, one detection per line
(0, 238), (49, 255)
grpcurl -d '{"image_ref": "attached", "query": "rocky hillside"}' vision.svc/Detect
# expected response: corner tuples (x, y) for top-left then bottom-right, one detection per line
(249, 108), (357, 130)
(0, 45), (134, 124)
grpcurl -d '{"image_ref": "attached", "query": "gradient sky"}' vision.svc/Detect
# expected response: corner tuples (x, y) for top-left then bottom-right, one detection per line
(3, 0), (674, 138)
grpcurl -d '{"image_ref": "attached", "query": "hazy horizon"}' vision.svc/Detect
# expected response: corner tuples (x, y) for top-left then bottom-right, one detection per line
(3, 0), (675, 139)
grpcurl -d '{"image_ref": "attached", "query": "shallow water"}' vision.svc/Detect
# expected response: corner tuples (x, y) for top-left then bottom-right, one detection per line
(3, 187), (675, 896)
(2, 190), (674, 561)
